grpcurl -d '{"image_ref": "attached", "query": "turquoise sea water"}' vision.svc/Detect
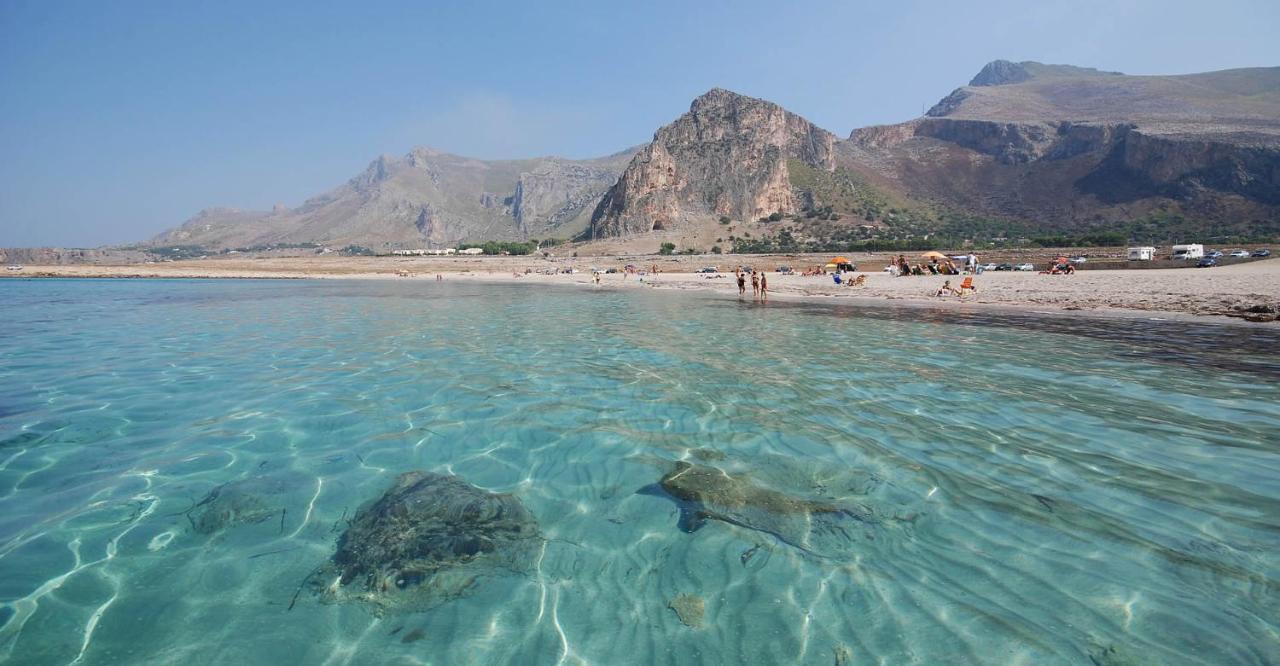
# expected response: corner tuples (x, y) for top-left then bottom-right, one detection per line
(1, 279), (1277, 665)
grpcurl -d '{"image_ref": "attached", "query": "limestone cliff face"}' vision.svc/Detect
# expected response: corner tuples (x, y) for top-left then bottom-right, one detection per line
(846, 121), (921, 150)
(842, 61), (1280, 230)
(851, 113), (1280, 208)
(511, 161), (620, 237)
(150, 147), (636, 250)
(911, 119), (1131, 164)
(589, 88), (836, 237)
(138, 62), (1279, 253)
(1112, 131), (1280, 204)
(850, 117), (1128, 165)
(0, 247), (150, 265)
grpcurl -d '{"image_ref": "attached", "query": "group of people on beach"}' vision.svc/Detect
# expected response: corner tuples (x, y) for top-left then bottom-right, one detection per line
(736, 267), (768, 300)
(891, 254), (972, 277)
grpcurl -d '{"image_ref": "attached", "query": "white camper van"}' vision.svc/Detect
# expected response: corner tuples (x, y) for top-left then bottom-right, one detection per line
(1171, 244), (1204, 260)
(1127, 247), (1155, 261)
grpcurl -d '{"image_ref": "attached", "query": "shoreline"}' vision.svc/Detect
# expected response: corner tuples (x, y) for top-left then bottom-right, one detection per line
(4, 256), (1278, 324)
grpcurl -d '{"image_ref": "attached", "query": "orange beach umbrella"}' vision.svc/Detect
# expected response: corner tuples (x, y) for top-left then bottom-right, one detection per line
(920, 251), (948, 259)
(831, 256), (850, 264)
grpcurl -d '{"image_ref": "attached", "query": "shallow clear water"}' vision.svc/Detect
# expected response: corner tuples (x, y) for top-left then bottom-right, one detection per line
(1, 279), (1278, 665)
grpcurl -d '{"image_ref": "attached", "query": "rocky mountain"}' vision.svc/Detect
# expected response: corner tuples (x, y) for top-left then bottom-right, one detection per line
(586, 63), (1279, 244)
(588, 88), (836, 237)
(841, 62), (1280, 236)
(150, 61), (1279, 252)
(153, 147), (637, 250)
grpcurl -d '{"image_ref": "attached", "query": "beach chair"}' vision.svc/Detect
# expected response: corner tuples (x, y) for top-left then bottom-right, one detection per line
(959, 276), (976, 295)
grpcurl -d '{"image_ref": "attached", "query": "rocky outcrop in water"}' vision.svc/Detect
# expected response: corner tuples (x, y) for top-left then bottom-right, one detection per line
(185, 473), (305, 535)
(644, 461), (886, 559)
(588, 88), (836, 237)
(667, 593), (705, 629)
(309, 471), (540, 612)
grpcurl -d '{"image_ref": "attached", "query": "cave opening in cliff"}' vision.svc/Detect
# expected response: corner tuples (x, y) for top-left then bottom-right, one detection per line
(651, 220), (667, 231)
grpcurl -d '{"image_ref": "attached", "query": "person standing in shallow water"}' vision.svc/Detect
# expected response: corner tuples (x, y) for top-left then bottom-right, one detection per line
(758, 271), (768, 301)
(737, 269), (746, 296)
(751, 271), (760, 298)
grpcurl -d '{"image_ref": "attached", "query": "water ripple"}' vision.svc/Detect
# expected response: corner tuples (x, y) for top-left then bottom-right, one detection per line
(0, 279), (1276, 664)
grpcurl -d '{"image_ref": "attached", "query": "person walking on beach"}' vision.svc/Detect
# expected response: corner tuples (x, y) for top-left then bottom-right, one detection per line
(737, 269), (746, 296)
(759, 271), (768, 301)
(751, 271), (760, 298)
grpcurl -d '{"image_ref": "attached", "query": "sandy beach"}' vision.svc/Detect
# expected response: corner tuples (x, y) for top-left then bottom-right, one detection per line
(5, 254), (1278, 322)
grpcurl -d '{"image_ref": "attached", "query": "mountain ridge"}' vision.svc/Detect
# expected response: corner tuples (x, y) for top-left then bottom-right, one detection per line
(148, 60), (1280, 251)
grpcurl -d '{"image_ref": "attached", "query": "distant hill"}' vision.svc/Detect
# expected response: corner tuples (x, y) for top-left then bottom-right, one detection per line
(837, 62), (1280, 243)
(143, 61), (1279, 253)
(152, 147), (638, 251)
(588, 88), (837, 237)
(927, 60), (1280, 141)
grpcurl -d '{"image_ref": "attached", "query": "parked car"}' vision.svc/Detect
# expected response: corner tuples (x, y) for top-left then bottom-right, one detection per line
(1206, 250), (1223, 259)
(4, 265), (21, 271)
(1069, 256), (1087, 264)
(776, 266), (794, 274)
(1229, 250), (1250, 258)
(1252, 249), (1271, 257)
(1197, 257), (1218, 268)
(696, 267), (717, 273)
(980, 262), (999, 271)
(1015, 263), (1035, 271)
(605, 268), (619, 274)
(994, 263), (1014, 271)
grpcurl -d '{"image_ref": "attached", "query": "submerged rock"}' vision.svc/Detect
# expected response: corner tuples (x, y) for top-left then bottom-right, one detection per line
(667, 593), (705, 629)
(644, 461), (892, 559)
(310, 471), (540, 612)
(187, 474), (300, 535)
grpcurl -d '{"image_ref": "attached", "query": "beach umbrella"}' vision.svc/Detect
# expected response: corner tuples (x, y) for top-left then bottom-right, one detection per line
(831, 256), (850, 264)
(920, 251), (947, 259)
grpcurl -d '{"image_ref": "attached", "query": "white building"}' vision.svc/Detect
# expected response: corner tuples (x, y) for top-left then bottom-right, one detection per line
(392, 248), (458, 256)
(459, 247), (484, 255)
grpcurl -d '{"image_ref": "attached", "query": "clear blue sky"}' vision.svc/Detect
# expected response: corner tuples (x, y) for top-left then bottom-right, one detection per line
(2, 0), (1277, 247)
